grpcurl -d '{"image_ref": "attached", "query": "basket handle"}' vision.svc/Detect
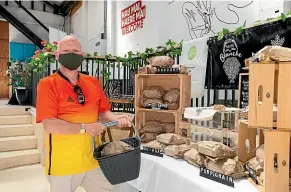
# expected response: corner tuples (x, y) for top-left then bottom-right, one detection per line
(92, 120), (140, 152)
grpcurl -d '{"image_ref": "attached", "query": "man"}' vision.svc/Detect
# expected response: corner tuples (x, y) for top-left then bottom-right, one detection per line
(36, 35), (131, 192)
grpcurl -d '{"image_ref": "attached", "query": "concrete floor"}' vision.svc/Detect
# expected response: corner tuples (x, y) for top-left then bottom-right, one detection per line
(0, 165), (86, 192)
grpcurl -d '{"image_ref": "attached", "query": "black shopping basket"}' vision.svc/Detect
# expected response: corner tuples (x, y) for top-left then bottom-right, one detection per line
(92, 121), (141, 185)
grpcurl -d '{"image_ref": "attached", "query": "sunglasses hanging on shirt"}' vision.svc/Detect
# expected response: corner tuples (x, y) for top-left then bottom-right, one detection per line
(57, 70), (85, 105)
(73, 85), (85, 104)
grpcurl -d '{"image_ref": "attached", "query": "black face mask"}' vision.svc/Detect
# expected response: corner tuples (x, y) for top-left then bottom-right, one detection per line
(58, 53), (83, 70)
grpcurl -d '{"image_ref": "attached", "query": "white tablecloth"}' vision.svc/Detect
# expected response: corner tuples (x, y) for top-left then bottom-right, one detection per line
(119, 153), (258, 192)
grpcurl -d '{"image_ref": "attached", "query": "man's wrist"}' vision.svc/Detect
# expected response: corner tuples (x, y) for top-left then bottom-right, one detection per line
(79, 123), (86, 134)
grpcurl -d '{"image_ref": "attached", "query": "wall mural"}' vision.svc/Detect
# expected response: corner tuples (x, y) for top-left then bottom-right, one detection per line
(169, 0), (254, 39)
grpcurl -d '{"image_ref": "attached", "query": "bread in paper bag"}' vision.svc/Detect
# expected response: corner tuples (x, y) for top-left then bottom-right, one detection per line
(197, 141), (236, 158)
(164, 145), (179, 157)
(164, 144), (191, 158)
(160, 122), (175, 133)
(140, 121), (163, 134)
(204, 158), (228, 174)
(163, 89), (180, 103)
(142, 86), (164, 99)
(204, 157), (246, 179)
(147, 56), (174, 67)
(256, 144), (264, 167)
(180, 65), (188, 74)
(183, 148), (205, 167)
(138, 67), (147, 74)
(222, 158), (244, 176)
(178, 144), (191, 157)
(257, 172), (264, 186)
(189, 142), (198, 150)
(143, 140), (165, 151)
(147, 65), (157, 74)
(102, 141), (133, 156)
(141, 133), (157, 143)
(164, 101), (179, 110)
(156, 133), (188, 145)
(256, 46), (291, 62)
(247, 157), (263, 176)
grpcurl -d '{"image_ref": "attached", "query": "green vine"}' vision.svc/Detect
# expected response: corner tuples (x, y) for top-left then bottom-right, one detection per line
(86, 39), (183, 87)
(217, 10), (291, 40)
(26, 39), (182, 90)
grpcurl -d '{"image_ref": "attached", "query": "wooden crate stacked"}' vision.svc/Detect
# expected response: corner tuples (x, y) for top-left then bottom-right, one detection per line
(238, 61), (291, 192)
(134, 74), (191, 135)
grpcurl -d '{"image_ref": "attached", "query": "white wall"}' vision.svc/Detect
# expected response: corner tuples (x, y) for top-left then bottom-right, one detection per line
(114, 0), (261, 56)
(0, 5), (64, 44)
(71, 0), (291, 56)
(88, 1), (105, 41)
(115, 1), (163, 56)
(49, 27), (67, 74)
(87, 1), (107, 55)
(112, 0), (291, 56)
(70, 0), (291, 103)
(71, 1), (107, 55)
(259, 0), (283, 20)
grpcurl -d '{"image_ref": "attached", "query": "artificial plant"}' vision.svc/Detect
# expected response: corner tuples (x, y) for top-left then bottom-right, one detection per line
(87, 39), (183, 88)
(217, 11), (291, 40)
(6, 59), (32, 89)
(29, 39), (183, 88)
(29, 40), (58, 73)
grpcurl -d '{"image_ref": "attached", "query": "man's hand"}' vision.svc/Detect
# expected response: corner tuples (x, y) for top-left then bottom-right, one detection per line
(85, 122), (105, 136)
(117, 114), (132, 128)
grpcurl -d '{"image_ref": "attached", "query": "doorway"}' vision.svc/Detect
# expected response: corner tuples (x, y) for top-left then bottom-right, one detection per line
(0, 21), (9, 99)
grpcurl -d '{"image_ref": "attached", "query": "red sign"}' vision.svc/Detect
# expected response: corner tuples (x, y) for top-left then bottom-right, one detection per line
(121, 0), (146, 35)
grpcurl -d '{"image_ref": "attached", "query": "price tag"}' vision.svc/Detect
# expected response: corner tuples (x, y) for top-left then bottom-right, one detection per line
(245, 164), (258, 184)
(141, 146), (163, 157)
(200, 167), (234, 187)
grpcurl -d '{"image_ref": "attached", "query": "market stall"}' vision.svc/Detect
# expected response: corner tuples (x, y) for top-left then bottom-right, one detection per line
(98, 36), (291, 192)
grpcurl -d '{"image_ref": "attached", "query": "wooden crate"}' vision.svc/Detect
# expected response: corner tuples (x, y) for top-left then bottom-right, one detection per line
(135, 109), (180, 133)
(248, 61), (291, 130)
(134, 74), (191, 112)
(238, 120), (291, 192)
(134, 74), (191, 133)
(242, 61), (291, 192)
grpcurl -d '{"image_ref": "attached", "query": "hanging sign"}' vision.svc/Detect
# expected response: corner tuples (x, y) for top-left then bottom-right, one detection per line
(121, 0), (146, 35)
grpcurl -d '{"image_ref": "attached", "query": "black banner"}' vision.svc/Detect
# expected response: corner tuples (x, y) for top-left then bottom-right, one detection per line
(206, 18), (291, 89)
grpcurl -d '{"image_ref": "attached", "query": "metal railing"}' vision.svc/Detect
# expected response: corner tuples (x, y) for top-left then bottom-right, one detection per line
(31, 56), (239, 112)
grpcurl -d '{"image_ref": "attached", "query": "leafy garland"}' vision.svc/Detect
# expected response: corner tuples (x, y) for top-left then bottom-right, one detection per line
(85, 39), (183, 87)
(217, 12), (291, 40)
(25, 39), (182, 88)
